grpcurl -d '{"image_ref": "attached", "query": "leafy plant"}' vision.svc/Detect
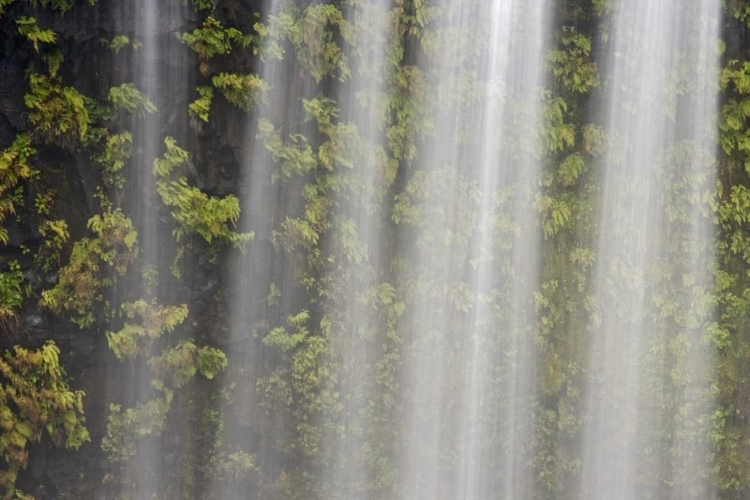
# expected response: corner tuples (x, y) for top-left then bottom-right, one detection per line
(548, 27), (598, 93)
(100, 35), (141, 54)
(25, 73), (90, 150)
(0, 262), (24, 323)
(720, 60), (750, 168)
(102, 394), (172, 468)
(542, 94), (576, 153)
(269, 4), (356, 82)
(0, 342), (88, 499)
(40, 206), (138, 328)
(15, 17), (55, 53)
(0, 135), (37, 245)
(107, 301), (189, 361)
(557, 152), (586, 187)
(190, 0), (214, 10)
(92, 131), (133, 189)
(153, 137), (253, 248)
(149, 341), (228, 390)
(211, 73), (267, 113)
(188, 86), (214, 122)
(257, 119), (318, 180)
(29, 0), (97, 10)
(177, 17), (251, 76)
(103, 299), (227, 494)
(36, 219), (70, 271)
(0, 0), (14, 18)
(30, 0), (74, 11)
(259, 310), (338, 458)
(108, 84), (157, 117)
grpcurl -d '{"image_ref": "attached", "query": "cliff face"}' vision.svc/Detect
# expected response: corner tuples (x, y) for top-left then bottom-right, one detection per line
(0, 1), (259, 497)
(2, 1), (750, 499)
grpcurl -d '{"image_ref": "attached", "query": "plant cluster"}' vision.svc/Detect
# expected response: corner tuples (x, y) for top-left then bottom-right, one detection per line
(2, 1), (750, 500)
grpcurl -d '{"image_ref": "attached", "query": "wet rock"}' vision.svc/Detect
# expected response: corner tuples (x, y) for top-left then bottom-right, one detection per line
(23, 310), (44, 329)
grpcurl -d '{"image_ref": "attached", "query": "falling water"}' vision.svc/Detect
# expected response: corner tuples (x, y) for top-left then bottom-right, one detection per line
(129, 0), (163, 496)
(668, 2), (721, 497)
(4, 0), (736, 496)
(116, 0), (186, 496)
(219, 0), (553, 497)
(322, 1), (393, 497)
(201, 0), (716, 498)
(460, 2), (547, 498)
(582, 1), (720, 498)
(220, 0), (321, 497)
(400, 1), (547, 498)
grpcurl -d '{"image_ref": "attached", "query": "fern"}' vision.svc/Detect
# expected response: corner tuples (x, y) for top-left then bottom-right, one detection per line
(25, 73), (90, 150)
(40, 207), (139, 328)
(16, 17), (56, 52)
(0, 261), (24, 320)
(188, 86), (214, 122)
(108, 83), (158, 117)
(153, 138), (253, 248)
(176, 17), (251, 75)
(0, 341), (88, 498)
(0, 135), (37, 244)
(100, 34), (141, 54)
(92, 131), (133, 189)
(0, 0), (15, 19)
(107, 301), (189, 361)
(211, 73), (267, 113)
(547, 27), (598, 93)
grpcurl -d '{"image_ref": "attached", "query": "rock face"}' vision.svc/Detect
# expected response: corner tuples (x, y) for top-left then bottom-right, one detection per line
(3, 1), (750, 499)
(0, 1), (258, 497)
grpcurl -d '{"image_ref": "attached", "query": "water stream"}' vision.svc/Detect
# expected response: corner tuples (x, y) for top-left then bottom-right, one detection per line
(581, 1), (720, 498)
(121, 0), (722, 498)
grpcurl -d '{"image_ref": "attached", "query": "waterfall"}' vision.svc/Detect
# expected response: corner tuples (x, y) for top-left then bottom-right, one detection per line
(581, 1), (720, 498)
(220, 0), (322, 497)
(321, 2), (393, 497)
(133, 0), (720, 498)
(217, 1), (553, 498)
(456, 2), (547, 498)
(115, 0), (186, 496)
(129, 1), (163, 496)
(2, 0), (740, 497)
(398, 1), (548, 498)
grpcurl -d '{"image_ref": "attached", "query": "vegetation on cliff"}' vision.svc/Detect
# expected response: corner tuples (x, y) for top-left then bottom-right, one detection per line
(0, 1), (749, 499)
